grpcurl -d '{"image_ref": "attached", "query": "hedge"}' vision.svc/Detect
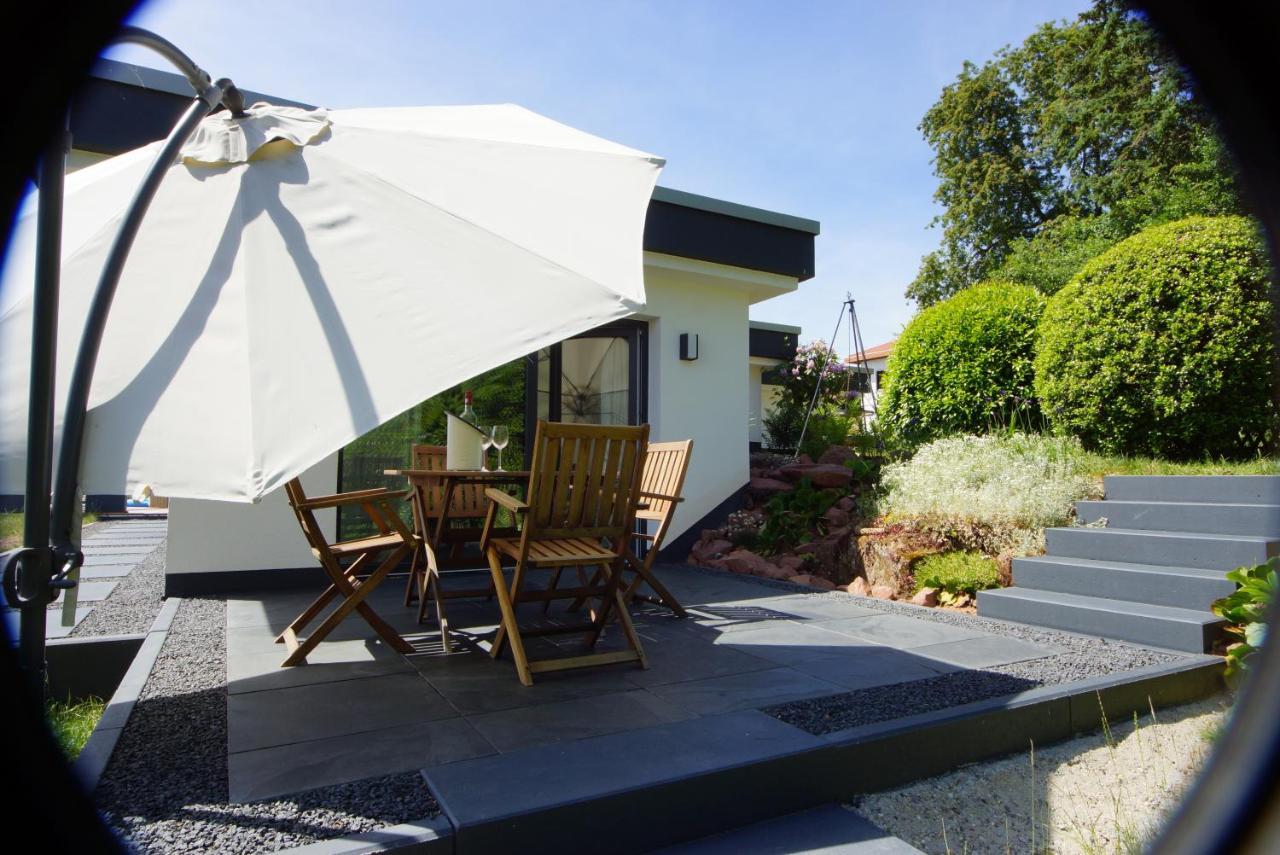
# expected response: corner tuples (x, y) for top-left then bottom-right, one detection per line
(878, 281), (1046, 447)
(1034, 216), (1277, 459)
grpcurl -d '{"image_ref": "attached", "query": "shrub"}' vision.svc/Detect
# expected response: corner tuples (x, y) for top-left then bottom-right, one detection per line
(995, 214), (1125, 295)
(758, 478), (838, 555)
(913, 551), (1000, 596)
(878, 282), (1047, 448)
(878, 433), (1098, 553)
(1035, 216), (1278, 460)
(763, 339), (850, 452)
(1212, 557), (1277, 684)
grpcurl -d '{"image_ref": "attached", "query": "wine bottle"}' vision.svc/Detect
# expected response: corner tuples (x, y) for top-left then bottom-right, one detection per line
(461, 390), (477, 425)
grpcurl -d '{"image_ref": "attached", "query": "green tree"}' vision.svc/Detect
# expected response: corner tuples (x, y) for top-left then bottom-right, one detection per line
(910, 0), (1241, 306)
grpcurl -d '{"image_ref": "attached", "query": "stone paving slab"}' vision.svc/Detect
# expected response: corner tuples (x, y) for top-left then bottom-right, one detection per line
(5, 606), (92, 638)
(656, 804), (924, 854)
(46, 578), (117, 606)
(465, 688), (693, 753)
(228, 671), (457, 753)
(229, 716), (495, 803)
(79, 565), (136, 579)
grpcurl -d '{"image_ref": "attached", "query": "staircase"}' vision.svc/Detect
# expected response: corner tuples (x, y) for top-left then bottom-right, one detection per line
(978, 476), (1280, 652)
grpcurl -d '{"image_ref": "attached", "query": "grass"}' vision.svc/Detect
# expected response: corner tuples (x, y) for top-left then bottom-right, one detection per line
(1079, 452), (1278, 480)
(0, 510), (99, 551)
(47, 696), (105, 759)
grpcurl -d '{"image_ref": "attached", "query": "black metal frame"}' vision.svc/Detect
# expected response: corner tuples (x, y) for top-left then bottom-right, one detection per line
(4, 26), (245, 691)
(523, 319), (650, 466)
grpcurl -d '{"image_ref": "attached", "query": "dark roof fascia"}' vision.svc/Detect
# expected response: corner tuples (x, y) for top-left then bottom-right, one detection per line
(748, 324), (798, 361)
(71, 61), (819, 281)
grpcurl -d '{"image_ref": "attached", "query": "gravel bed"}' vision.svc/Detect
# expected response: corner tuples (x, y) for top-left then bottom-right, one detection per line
(853, 694), (1229, 853)
(671, 564), (1189, 735)
(70, 536), (166, 638)
(94, 597), (439, 854)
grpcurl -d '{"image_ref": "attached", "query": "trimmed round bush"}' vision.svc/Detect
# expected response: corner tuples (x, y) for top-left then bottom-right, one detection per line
(1035, 216), (1278, 459)
(878, 282), (1046, 446)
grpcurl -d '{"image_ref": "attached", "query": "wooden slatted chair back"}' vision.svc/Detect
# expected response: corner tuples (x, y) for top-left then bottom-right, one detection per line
(524, 420), (650, 542)
(411, 444), (488, 519)
(636, 440), (693, 525)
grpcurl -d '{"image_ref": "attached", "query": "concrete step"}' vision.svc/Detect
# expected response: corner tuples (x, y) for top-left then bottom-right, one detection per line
(977, 587), (1226, 653)
(1075, 499), (1280, 537)
(1045, 526), (1280, 571)
(1104, 475), (1280, 505)
(1012, 555), (1235, 611)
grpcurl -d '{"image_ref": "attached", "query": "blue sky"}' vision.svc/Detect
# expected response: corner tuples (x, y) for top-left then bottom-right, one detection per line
(110, 0), (1089, 352)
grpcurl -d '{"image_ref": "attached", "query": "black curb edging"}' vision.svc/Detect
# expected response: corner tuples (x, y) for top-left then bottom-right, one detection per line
(74, 596), (181, 791)
(430, 656), (1222, 854)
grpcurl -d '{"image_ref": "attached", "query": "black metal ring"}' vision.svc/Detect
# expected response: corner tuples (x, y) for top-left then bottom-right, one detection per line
(2, 548), (35, 607)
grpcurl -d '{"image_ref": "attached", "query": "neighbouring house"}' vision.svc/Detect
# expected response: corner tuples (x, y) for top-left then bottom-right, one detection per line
(845, 338), (895, 423)
(7, 58), (819, 593)
(748, 320), (800, 451)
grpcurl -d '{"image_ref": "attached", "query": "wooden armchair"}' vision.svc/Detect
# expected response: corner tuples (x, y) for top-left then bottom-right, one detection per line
(277, 478), (420, 666)
(480, 420), (650, 686)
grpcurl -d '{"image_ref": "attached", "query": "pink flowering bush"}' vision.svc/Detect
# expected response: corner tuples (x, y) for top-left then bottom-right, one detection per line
(764, 339), (856, 453)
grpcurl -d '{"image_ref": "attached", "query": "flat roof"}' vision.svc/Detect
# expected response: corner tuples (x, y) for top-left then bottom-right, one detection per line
(748, 320), (802, 335)
(652, 187), (820, 237)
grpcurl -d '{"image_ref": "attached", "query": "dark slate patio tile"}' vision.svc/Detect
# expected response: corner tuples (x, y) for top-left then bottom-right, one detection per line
(466, 689), (694, 753)
(81, 545), (155, 556)
(624, 636), (776, 688)
(681, 604), (811, 635)
(819, 613), (991, 648)
(789, 647), (949, 691)
(229, 717), (495, 803)
(726, 594), (884, 623)
(655, 804), (924, 854)
(909, 635), (1060, 670)
(711, 621), (881, 666)
(646, 667), (845, 715)
(5, 607), (93, 638)
(412, 647), (642, 714)
(226, 642), (414, 694)
(81, 555), (139, 568)
(425, 710), (820, 827)
(227, 672), (455, 753)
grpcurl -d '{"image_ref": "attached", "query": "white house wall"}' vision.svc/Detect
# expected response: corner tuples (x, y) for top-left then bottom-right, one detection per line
(166, 453), (338, 575)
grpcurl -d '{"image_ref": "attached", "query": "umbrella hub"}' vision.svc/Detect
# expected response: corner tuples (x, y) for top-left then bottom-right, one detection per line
(180, 102), (332, 167)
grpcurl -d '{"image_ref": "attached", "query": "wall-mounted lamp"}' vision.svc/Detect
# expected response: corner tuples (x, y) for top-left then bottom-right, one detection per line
(679, 333), (699, 361)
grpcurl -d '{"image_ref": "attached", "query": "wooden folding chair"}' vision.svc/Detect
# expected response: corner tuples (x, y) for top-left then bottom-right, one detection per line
(277, 478), (420, 667)
(480, 420), (650, 686)
(622, 439), (693, 615)
(557, 439), (693, 617)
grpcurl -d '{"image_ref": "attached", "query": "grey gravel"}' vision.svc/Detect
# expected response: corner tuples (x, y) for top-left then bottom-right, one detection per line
(95, 597), (439, 854)
(70, 536), (166, 637)
(672, 564), (1186, 736)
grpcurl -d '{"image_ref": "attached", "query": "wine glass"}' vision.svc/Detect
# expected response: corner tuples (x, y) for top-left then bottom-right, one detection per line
(491, 425), (510, 471)
(479, 427), (494, 472)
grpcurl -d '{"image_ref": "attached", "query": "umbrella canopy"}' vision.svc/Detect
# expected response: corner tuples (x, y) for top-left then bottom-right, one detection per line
(0, 103), (663, 502)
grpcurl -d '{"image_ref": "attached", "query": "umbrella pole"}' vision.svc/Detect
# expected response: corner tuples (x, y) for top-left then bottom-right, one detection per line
(8, 27), (242, 692)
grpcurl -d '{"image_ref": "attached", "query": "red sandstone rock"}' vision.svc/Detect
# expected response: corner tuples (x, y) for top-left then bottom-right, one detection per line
(871, 584), (897, 600)
(847, 577), (871, 596)
(749, 477), (794, 494)
(722, 550), (780, 578)
(778, 463), (853, 489)
(789, 573), (836, 591)
(691, 538), (734, 563)
(818, 446), (858, 467)
(910, 587), (939, 607)
(823, 506), (851, 529)
(777, 555), (806, 575)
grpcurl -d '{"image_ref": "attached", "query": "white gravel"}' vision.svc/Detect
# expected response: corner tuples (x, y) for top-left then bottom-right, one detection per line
(853, 694), (1231, 854)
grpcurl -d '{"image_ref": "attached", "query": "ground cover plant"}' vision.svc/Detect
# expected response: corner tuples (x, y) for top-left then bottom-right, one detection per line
(913, 551), (1000, 599)
(1, 510), (98, 551)
(877, 282), (1045, 448)
(1035, 216), (1278, 460)
(1212, 557), (1278, 684)
(47, 696), (105, 759)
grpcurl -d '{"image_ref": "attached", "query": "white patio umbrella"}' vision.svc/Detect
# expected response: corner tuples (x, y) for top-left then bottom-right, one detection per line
(0, 102), (663, 503)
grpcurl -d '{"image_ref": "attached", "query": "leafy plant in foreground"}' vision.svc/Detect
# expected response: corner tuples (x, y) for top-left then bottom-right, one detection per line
(1212, 557), (1278, 683)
